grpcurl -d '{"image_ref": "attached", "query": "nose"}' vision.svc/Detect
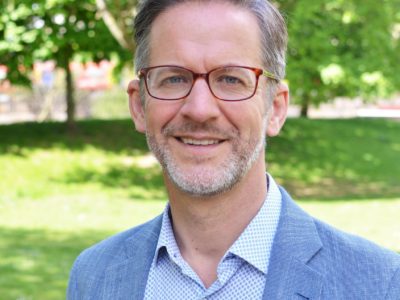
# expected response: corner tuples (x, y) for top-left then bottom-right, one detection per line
(179, 77), (221, 123)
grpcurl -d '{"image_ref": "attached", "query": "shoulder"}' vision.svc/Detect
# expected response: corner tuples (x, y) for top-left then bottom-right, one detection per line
(278, 186), (400, 298)
(313, 217), (400, 269)
(279, 186), (399, 269)
(313, 216), (400, 298)
(67, 215), (162, 298)
(77, 214), (162, 265)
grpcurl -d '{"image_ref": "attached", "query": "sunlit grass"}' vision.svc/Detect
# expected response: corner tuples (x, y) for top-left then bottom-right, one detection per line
(0, 195), (166, 299)
(0, 195), (165, 232)
(299, 198), (400, 252)
(1, 195), (398, 299)
(268, 118), (400, 199)
(1, 149), (166, 204)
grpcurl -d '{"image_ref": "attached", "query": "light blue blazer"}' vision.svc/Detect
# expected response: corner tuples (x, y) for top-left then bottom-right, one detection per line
(67, 187), (400, 299)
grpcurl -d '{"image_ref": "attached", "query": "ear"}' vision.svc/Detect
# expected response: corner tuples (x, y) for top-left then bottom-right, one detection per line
(127, 79), (146, 133)
(267, 82), (289, 137)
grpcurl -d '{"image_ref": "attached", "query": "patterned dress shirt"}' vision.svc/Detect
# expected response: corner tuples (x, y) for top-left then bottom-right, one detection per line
(143, 174), (282, 299)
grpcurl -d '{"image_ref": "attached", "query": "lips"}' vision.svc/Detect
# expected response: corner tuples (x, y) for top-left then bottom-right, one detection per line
(180, 138), (221, 146)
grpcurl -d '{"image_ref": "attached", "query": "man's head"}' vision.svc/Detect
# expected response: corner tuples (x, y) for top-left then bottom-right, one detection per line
(128, 0), (289, 197)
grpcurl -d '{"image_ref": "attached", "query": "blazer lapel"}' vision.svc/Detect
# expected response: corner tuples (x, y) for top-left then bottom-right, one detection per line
(102, 216), (162, 300)
(263, 187), (324, 299)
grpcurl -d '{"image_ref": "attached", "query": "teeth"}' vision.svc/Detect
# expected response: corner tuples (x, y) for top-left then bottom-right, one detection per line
(181, 138), (220, 146)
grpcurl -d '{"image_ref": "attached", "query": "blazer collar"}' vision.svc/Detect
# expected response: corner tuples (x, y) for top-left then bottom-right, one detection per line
(263, 187), (324, 300)
(102, 216), (162, 300)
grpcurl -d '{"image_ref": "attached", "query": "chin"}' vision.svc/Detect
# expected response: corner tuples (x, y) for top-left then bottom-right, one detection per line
(165, 165), (244, 197)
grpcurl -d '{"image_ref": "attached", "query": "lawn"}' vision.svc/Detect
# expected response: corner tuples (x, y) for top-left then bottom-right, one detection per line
(0, 118), (399, 299)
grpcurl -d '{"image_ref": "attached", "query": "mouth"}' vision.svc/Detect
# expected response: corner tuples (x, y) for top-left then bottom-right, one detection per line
(176, 137), (224, 146)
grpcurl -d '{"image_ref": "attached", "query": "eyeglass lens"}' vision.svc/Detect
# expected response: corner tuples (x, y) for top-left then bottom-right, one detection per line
(145, 66), (257, 101)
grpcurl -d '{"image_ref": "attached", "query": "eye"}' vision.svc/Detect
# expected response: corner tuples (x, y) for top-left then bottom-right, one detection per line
(216, 75), (245, 86)
(223, 76), (240, 84)
(168, 76), (187, 83)
(161, 75), (188, 85)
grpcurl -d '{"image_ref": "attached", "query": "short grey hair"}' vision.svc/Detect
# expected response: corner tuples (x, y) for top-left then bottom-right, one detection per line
(134, 0), (287, 101)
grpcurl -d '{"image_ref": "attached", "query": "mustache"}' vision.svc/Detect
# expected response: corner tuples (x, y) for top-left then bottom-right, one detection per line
(162, 122), (237, 138)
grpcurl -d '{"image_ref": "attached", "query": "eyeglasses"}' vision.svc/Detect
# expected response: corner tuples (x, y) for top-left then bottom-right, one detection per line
(138, 65), (279, 101)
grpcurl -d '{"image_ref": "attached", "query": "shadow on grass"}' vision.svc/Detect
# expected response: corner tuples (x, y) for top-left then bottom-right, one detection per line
(1, 118), (400, 200)
(0, 119), (148, 154)
(278, 179), (400, 201)
(61, 163), (167, 201)
(268, 118), (400, 200)
(0, 227), (113, 299)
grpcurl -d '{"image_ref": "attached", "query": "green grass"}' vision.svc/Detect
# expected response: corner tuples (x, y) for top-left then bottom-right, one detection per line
(0, 196), (165, 299)
(0, 118), (399, 299)
(299, 198), (400, 252)
(268, 118), (400, 199)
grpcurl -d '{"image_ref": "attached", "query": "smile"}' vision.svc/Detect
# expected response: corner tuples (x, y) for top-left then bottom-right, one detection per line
(179, 138), (222, 146)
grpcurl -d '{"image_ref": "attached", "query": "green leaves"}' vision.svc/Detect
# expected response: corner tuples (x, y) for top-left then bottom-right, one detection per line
(0, 0), (130, 83)
(277, 0), (400, 115)
(0, 0), (398, 117)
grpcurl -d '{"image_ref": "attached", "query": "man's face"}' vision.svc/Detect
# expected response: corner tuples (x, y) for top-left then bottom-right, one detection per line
(136, 2), (278, 197)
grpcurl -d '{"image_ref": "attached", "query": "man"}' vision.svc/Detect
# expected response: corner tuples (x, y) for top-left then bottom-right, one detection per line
(68, 0), (400, 299)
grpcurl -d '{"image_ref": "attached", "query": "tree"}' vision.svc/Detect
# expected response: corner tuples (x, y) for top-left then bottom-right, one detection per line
(0, 0), (130, 128)
(96, 0), (400, 117)
(2, 0), (399, 120)
(95, 0), (137, 53)
(276, 0), (400, 117)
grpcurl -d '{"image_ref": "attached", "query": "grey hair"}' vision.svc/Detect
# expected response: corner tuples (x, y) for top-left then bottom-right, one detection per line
(134, 0), (287, 102)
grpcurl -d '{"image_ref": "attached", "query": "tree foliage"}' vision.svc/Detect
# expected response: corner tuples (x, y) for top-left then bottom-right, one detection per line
(0, 0), (130, 126)
(1, 0), (399, 120)
(276, 0), (400, 116)
(95, 0), (137, 53)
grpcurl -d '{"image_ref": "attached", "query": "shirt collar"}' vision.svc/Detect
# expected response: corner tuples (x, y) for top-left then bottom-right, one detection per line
(228, 173), (281, 274)
(152, 173), (282, 274)
(153, 204), (180, 266)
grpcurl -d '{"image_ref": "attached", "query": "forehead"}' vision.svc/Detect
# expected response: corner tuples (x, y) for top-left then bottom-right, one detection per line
(148, 1), (262, 68)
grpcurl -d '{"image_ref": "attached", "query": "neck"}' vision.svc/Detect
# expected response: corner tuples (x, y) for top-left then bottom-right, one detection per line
(165, 160), (267, 287)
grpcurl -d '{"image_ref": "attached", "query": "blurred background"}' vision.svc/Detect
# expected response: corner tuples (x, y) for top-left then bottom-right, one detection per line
(0, 0), (399, 298)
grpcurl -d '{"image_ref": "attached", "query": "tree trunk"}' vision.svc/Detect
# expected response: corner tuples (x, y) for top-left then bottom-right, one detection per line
(60, 46), (76, 130)
(300, 96), (309, 118)
(65, 57), (75, 129)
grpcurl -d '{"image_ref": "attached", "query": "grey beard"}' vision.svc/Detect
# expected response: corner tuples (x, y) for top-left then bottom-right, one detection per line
(146, 119), (268, 197)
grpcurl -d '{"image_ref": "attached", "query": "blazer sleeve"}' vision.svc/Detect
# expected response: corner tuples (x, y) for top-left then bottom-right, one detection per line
(66, 255), (81, 300)
(386, 267), (400, 300)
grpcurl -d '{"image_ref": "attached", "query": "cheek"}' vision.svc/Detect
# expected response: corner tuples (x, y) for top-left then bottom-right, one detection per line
(145, 101), (182, 132)
(221, 102), (266, 136)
